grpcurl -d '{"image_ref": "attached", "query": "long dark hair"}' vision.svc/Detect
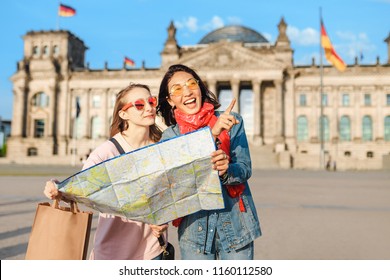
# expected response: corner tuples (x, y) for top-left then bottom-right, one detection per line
(110, 83), (162, 142)
(156, 64), (220, 126)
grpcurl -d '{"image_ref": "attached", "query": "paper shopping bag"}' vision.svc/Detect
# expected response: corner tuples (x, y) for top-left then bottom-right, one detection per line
(25, 200), (93, 260)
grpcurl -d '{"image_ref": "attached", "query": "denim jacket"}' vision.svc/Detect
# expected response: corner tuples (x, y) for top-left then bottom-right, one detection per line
(161, 111), (262, 253)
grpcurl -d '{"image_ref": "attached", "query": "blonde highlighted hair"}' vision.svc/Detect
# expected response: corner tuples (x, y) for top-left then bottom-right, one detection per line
(110, 83), (162, 142)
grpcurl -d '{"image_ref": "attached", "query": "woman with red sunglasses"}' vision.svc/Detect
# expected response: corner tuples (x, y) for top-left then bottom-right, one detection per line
(43, 83), (169, 260)
(157, 64), (262, 260)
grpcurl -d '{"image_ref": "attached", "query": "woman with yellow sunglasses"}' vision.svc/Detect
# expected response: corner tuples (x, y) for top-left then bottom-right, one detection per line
(157, 64), (262, 260)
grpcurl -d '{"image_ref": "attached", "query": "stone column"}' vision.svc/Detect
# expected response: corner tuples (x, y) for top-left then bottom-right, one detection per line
(57, 81), (68, 140)
(231, 79), (240, 113)
(207, 79), (217, 97)
(103, 89), (109, 138)
(353, 88), (361, 141)
(252, 79), (262, 143)
(375, 86), (383, 140)
(48, 85), (56, 137)
(11, 87), (24, 137)
(274, 80), (283, 140)
(85, 89), (91, 138)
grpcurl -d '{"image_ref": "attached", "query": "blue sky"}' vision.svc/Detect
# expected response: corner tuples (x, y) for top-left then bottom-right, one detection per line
(1, 0), (389, 120)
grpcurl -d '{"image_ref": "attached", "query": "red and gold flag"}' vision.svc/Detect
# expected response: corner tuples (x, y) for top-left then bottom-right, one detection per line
(59, 4), (76, 17)
(124, 57), (135, 67)
(321, 20), (346, 72)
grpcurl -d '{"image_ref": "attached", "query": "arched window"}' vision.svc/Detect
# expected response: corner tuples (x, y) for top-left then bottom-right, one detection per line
(319, 116), (329, 141)
(32, 92), (49, 108)
(239, 88), (254, 135)
(91, 116), (101, 139)
(297, 116), (308, 142)
(384, 116), (390, 141)
(362, 116), (373, 141)
(340, 116), (351, 141)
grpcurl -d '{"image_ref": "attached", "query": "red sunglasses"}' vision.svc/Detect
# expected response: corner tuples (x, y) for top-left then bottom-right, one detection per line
(121, 96), (157, 111)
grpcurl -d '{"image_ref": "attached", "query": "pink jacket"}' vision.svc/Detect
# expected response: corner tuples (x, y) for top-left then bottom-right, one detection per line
(84, 133), (166, 260)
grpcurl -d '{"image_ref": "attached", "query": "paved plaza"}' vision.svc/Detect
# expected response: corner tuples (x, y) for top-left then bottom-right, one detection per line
(0, 164), (389, 260)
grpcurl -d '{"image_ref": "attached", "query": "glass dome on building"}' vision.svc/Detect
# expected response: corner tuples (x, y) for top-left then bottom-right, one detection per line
(199, 25), (269, 44)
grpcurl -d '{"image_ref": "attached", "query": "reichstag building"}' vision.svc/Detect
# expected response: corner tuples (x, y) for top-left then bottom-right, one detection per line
(7, 18), (390, 169)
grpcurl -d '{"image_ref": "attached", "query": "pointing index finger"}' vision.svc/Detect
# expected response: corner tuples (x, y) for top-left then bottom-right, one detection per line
(224, 98), (236, 114)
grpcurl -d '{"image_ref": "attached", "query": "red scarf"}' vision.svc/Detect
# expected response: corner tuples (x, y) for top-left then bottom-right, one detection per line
(172, 103), (246, 227)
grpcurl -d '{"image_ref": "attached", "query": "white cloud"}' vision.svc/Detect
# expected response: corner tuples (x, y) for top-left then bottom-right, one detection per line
(332, 31), (376, 61)
(202, 16), (224, 31)
(176, 16), (226, 33)
(287, 25), (319, 46)
(227, 16), (242, 25)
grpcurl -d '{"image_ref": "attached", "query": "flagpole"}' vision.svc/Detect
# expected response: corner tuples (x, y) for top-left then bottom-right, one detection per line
(319, 7), (325, 169)
(57, 1), (60, 30)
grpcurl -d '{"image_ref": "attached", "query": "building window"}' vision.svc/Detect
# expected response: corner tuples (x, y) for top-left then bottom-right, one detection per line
(91, 116), (101, 139)
(342, 94), (349, 106)
(43, 46), (49, 56)
(92, 95), (101, 108)
(53, 45), (59, 57)
(364, 94), (371, 106)
(73, 117), (83, 139)
(340, 116), (351, 141)
(362, 115), (373, 141)
(386, 94), (390, 105)
(32, 92), (49, 108)
(27, 147), (38, 156)
(299, 94), (307, 106)
(297, 116), (308, 142)
(367, 151), (374, 158)
(33, 46), (40, 56)
(384, 116), (390, 141)
(321, 93), (328, 106)
(239, 88), (254, 135)
(319, 115), (329, 141)
(34, 119), (45, 138)
(344, 151), (351, 157)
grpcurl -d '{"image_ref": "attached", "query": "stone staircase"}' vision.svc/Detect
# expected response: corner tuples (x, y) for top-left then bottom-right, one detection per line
(249, 144), (280, 169)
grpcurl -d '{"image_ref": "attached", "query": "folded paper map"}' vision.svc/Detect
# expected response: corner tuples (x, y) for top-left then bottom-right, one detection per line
(57, 127), (224, 225)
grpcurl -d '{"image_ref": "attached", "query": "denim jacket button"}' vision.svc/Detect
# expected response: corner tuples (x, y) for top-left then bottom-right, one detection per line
(198, 226), (203, 231)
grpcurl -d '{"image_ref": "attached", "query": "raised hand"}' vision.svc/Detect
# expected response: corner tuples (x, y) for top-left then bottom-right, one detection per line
(211, 98), (239, 138)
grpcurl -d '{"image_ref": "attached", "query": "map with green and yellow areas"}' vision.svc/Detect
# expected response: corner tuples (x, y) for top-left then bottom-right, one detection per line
(57, 127), (224, 225)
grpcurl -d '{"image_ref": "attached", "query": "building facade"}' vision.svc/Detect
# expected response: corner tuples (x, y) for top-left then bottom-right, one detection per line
(7, 19), (390, 169)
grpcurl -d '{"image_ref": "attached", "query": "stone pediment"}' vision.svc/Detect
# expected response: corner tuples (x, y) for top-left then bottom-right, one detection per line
(178, 42), (284, 70)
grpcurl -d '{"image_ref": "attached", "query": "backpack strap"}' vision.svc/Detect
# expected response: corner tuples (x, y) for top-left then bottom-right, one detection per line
(109, 137), (125, 155)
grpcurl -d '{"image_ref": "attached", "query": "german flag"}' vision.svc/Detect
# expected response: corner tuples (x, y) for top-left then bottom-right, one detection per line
(124, 57), (135, 67)
(321, 20), (346, 72)
(59, 4), (76, 17)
